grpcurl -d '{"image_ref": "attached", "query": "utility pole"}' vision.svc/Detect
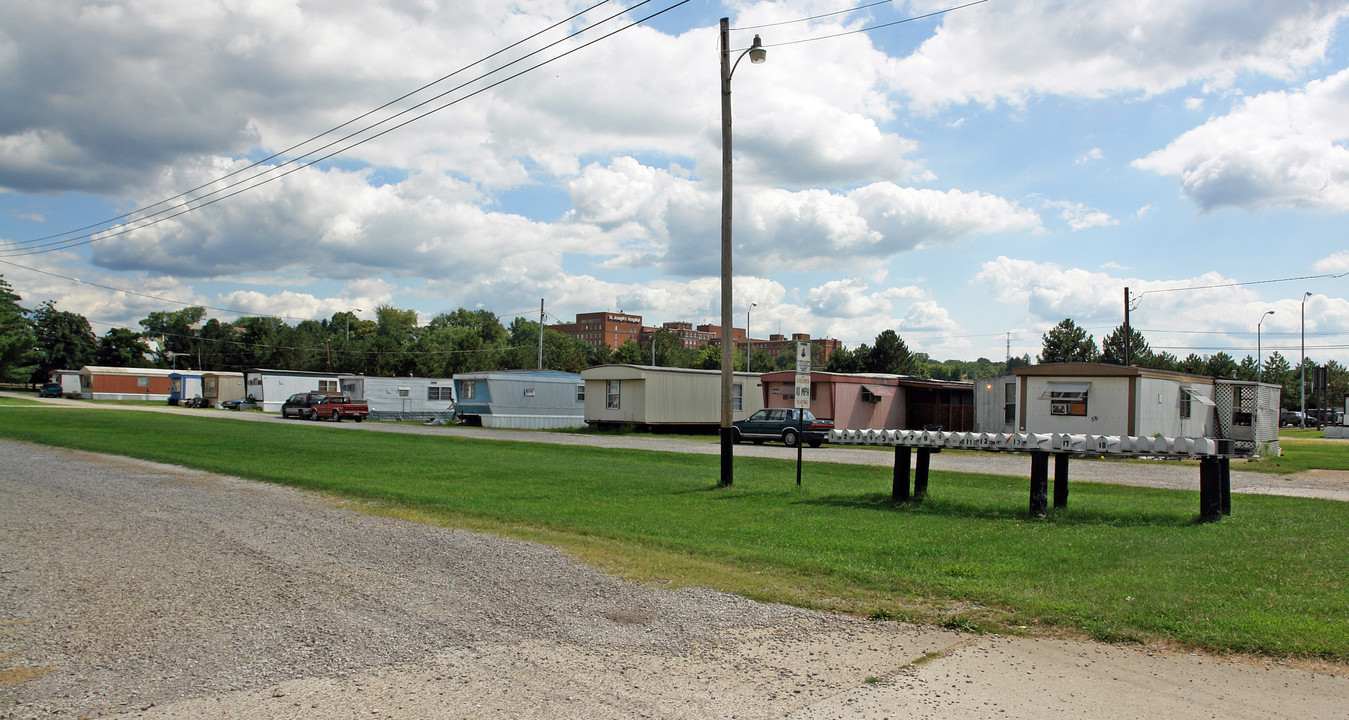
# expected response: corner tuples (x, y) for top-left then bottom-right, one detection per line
(1123, 287), (1131, 366)
(538, 299), (545, 370)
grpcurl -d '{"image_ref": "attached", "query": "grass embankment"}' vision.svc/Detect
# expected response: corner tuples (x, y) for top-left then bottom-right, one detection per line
(0, 396), (41, 406)
(2, 408), (1346, 661)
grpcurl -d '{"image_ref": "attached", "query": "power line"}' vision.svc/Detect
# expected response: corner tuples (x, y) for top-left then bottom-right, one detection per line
(4, 0), (691, 257)
(15, 1), (619, 249)
(733, 0), (905, 30)
(1133, 271), (1349, 300)
(747, 0), (990, 49)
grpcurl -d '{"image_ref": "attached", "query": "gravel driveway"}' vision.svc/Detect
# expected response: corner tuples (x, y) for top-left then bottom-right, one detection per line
(1, 436), (1345, 719)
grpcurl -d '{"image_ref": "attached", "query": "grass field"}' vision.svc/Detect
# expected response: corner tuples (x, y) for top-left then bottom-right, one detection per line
(0, 396), (41, 406)
(2, 408), (1346, 661)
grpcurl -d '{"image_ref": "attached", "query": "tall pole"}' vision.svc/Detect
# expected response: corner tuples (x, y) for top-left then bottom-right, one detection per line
(717, 20), (765, 488)
(1123, 287), (1131, 366)
(538, 298), (545, 370)
(1302, 292), (1311, 428)
(747, 302), (756, 372)
(718, 17), (736, 487)
(1257, 310), (1274, 381)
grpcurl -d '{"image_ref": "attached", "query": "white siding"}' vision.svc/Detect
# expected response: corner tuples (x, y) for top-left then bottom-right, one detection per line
(580, 366), (763, 425)
(1021, 376), (1131, 435)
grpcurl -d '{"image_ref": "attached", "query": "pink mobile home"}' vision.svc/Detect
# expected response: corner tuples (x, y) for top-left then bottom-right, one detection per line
(758, 371), (974, 431)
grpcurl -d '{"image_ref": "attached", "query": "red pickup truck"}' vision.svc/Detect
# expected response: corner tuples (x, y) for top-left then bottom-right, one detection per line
(314, 394), (369, 422)
(281, 392), (369, 422)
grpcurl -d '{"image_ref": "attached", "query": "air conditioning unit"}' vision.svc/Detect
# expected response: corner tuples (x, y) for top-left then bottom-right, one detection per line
(1050, 401), (1071, 416)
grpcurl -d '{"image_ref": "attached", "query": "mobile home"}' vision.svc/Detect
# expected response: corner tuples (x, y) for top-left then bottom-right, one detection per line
(202, 371), (246, 407)
(453, 370), (585, 429)
(340, 375), (455, 421)
(1011, 363), (1216, 439)
(79, 366), (176, 401)
(167, 371), (204, 405)
(759, 371), (974, 431)
(580, 365), (763, 428)
(47, 369), (83, 398)
(243, 369), (342, 413)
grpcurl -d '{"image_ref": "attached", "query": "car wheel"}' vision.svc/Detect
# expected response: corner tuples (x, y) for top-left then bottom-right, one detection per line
(782, 428), (799, 447)
(732, 428), (742, 444)
(354, 416), (364, 423)
(808, 439), (823, 448)
(752, 439), (765, 445)
(306, 408), (317, 421)
(332, 410), (341, 422)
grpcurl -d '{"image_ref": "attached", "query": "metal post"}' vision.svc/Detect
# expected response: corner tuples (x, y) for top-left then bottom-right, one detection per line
(1053, 453), (1070, 509)
(892, 446), (911, 503)
(538, 299), (545, 370)
(718, 17), (735, 487)
(914, 449), (932, 500)
(1123, 286), (1131, 366)
(1302, 292), (1311, 428)
(1199, 457), (1221, 522)
(1029, 451), (1049, 517)
(1220, 456), (1231, 516)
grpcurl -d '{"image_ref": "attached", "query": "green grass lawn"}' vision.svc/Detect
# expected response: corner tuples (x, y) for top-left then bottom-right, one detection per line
(1246, 431), (1349, 473)
(0, 395), (41, 406)
(2, 408), (1346, 661)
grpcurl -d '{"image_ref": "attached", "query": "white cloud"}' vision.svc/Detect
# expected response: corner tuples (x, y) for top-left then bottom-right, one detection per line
(1314, 251), (1349, 273)
(1045, 200), (1118, 231)
(1135, 68), (1349, 211)
(1075, 148), (1104, 164)
(890, 0), (1348, 109)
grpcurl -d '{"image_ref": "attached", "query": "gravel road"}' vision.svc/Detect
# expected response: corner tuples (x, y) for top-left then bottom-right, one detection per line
(1, 436), (1345, 719)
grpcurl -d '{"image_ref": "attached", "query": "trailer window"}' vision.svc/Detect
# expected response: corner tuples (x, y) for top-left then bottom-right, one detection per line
(318, 380), (338, 393)
(606, 380), (620, 410)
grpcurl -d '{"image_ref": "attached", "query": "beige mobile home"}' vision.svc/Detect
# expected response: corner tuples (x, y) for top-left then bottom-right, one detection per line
(580, 365), (763, 428)
(1013, 363), (1215, 438)
(201, 371), (245, 407)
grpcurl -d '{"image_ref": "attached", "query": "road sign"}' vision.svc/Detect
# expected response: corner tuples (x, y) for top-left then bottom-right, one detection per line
(796, 341), (812, 372)
(795, 372), (811, 409)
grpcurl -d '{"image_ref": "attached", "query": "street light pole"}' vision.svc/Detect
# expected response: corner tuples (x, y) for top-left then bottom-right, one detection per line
(1302, 292), (1311, 428)
(746, 302), (757, 371)
(718, 18), (765, 488)
(1257, 310), (1274, 382)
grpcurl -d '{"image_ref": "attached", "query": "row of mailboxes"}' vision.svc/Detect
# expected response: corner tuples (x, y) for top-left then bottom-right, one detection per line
(827, 429), (1224, 457)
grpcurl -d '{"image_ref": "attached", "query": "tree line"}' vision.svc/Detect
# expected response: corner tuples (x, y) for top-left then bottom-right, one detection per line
(4, 274), (1342, 409)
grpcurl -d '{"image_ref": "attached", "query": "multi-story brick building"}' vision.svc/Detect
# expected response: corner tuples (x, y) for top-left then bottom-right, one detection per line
(551, 311), (650, 350)
(553, 311), (840, 363)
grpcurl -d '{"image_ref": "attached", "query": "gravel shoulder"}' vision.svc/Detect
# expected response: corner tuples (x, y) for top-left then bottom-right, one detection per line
(2, 438), (1345, 719)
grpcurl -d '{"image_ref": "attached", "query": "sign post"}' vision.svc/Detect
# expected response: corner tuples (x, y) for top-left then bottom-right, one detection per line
(794, 341), (811, 486)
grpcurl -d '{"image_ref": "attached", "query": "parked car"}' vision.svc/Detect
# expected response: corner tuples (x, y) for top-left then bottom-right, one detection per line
(38, 382), (63, 398)
(280, 392), (330, 420)
(733, 408), (833, 448)
(221, 397), (257, 411)
(1279, 409), (1306, 427)
(312, 394), (369, 423)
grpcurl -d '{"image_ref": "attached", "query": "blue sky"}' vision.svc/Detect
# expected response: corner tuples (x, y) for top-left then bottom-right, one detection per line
(2, 0), (1348, 366)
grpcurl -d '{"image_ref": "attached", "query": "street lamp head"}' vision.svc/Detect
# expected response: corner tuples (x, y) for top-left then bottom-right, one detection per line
(749, 35), (766, 64)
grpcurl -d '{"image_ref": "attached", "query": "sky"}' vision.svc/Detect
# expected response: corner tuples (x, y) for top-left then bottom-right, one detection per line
(2, 0), (1349, 367)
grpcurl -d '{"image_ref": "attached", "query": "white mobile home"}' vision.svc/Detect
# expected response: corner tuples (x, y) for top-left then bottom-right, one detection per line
(1012, 364), (1216, 439)
(580, 365), (763, 428)
(973, 375), (1018, 434)
(340, 375), (455, 421)
(453, 370), (585, 429)
(243, 369), (342, 413)
(48, 369), (82, 398)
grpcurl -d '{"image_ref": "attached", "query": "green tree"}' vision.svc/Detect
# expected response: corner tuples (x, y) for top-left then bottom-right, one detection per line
(867, 329), (919, 375)
(612, 338), (646, 365)
(139, 306), (207, 368)
(1038, 319), (1099, 364)
(1261, 351), (1290, 383)
(1005, 353), (1032, 373)
(1237, 355), (1258, 381)
(1100, 324), (1152, 366)
(96, 328), (153, 367)
(31, 301), (97, 378)
(0, 275), (39, 383)
(824, 344), (866, 373)
(1206, 352), (1239, 379)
